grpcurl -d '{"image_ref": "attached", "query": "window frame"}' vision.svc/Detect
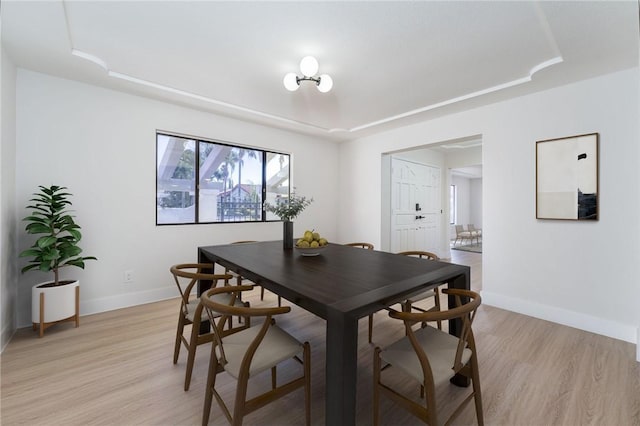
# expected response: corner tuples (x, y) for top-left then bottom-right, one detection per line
(156, 131), (290, 226)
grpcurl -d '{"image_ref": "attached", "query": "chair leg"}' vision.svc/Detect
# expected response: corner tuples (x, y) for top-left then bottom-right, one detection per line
(271, 366), (277, 390)
(373, 347), (381, 426)
(202, 347), (219, 426)
(425, 385), (438, 426)
(174, 313), (185, 364)
(368, 314), (374, 343)
(261, 287), (281, 307)
(471, 355), (484, 426)
(184, 319), (201, 391)
(303, 342), (311, 426)
(434, 289), (442, 330)
(233, 373), (249, 426)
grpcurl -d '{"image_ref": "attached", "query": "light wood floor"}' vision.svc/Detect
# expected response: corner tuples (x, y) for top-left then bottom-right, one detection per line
(2, 250), (639, 425)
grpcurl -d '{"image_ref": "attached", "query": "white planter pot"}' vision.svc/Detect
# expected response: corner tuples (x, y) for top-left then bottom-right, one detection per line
(32, 280), (79, 324)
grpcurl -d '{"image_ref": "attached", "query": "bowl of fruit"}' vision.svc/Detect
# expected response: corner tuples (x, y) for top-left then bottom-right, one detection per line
(295, 230), (329, 256)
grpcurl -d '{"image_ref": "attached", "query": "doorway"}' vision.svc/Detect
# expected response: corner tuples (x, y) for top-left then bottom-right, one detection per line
(389, 157), (441, 253)
(381, 136), (482, 258)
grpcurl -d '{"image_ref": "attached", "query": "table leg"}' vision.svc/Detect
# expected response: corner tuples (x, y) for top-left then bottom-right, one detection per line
(197, 249), (214, 334)
(326, 309), (358, 426)
(447, 269), (470, 336)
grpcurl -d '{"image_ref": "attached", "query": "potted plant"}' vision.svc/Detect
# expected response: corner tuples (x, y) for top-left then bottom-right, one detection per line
(19, 185), (97, 337)
(266, 190), (313, 249)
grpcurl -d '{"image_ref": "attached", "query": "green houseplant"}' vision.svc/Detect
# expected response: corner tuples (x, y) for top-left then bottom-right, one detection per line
(266, 190), (313, 249)
(19, 185), (97, 336)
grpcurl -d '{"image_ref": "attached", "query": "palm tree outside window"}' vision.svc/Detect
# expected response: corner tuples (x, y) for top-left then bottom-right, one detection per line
(156, 132), (290, 225)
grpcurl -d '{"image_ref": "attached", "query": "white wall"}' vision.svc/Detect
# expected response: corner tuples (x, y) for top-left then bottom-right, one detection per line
(339, 68), (640, 343)
(14, 70), (339, 327)
(451, 175), (471, 227)
(445, 145), (482, 169)
(1, 45), (18, 350)
(470, 178), (482, 229)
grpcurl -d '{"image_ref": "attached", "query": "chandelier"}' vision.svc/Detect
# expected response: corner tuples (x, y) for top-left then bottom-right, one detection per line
(283, 56), (333, 93)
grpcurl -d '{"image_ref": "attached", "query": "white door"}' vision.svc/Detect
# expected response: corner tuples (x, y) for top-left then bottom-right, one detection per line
(390, 158), (441, 254)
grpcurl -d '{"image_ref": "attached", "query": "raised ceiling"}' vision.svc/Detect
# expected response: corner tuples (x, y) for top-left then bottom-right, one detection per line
(2, 1), (638, 141)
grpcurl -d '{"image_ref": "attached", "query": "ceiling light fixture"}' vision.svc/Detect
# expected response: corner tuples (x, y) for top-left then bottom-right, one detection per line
(283, 56), (333, 93)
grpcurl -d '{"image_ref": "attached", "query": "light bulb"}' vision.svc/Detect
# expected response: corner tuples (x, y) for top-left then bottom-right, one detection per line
(317, 74), (333, 93)
(283, 73), (299, 91)
(299, 56), (319, 77)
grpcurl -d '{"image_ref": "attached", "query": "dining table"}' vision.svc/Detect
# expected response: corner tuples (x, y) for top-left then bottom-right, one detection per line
(198, 240), (470, 426)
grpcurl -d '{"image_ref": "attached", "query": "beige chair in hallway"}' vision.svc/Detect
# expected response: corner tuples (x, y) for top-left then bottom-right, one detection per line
(373, 288), (484, 425)
(454, 225), (475, 246)
(467, 224), (482, 243)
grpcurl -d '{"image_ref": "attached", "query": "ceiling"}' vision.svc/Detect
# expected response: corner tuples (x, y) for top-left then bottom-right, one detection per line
(2, 1), (638, 142)
(452, 165), (483, 179)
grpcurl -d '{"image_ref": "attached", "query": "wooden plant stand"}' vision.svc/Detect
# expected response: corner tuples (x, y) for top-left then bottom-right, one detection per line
(32, 285), (80, 338)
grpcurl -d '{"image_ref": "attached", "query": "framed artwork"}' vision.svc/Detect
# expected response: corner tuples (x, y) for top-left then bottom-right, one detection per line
(536, 133), (599, 220)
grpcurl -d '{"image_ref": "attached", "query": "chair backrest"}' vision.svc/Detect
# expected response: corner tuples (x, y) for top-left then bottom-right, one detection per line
(345, 242), (374, 250)
(170, 263), (232, 315)
(201, 285), (290, 370)
(467, 224), (479, 232)
(390, 288), (481, 373)
(455, 224), (466, 235)
(398, 250), (438, 260)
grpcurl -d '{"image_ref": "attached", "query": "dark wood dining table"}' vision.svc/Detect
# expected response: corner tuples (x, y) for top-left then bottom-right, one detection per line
(198, 240), (470, 426)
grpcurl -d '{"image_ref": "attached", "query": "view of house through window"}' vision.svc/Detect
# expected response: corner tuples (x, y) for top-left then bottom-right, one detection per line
(450, 184), (457, 224)
(156, 133), (290, 224)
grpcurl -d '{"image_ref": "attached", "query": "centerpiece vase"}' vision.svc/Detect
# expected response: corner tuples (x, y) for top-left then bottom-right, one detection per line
(283, 221), (294, 249)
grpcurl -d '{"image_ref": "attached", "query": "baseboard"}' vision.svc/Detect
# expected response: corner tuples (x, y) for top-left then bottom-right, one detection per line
(481, 290), (638, 345)
(1, 322), (16, 353)
(16, 286), (177, 329)
(80, 286), (177, 316)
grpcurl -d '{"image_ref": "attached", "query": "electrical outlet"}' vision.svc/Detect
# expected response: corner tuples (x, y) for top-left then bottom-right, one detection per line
(124, 270), (134, 283)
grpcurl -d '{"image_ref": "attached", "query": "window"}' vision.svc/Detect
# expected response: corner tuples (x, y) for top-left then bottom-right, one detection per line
(156, 133), (290, 224)
(449, 184), (457, 224)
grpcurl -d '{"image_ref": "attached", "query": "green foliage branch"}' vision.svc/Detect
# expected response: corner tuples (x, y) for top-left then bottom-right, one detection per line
(265, 190), (313, 222)
(19, 185), (97, 286)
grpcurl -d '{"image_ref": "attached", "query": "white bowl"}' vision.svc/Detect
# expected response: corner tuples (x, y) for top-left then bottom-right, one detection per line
(295, 244), (327, 256)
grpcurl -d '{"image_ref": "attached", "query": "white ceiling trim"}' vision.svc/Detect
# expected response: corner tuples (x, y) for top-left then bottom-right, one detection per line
(349, 56), (563, 133)
(71, 46), (563, 137)
(63, 1), (564, 137)
(3, 0), (628, 141)
(70, 49), (329, 133)
(68, 47), (331, 133)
